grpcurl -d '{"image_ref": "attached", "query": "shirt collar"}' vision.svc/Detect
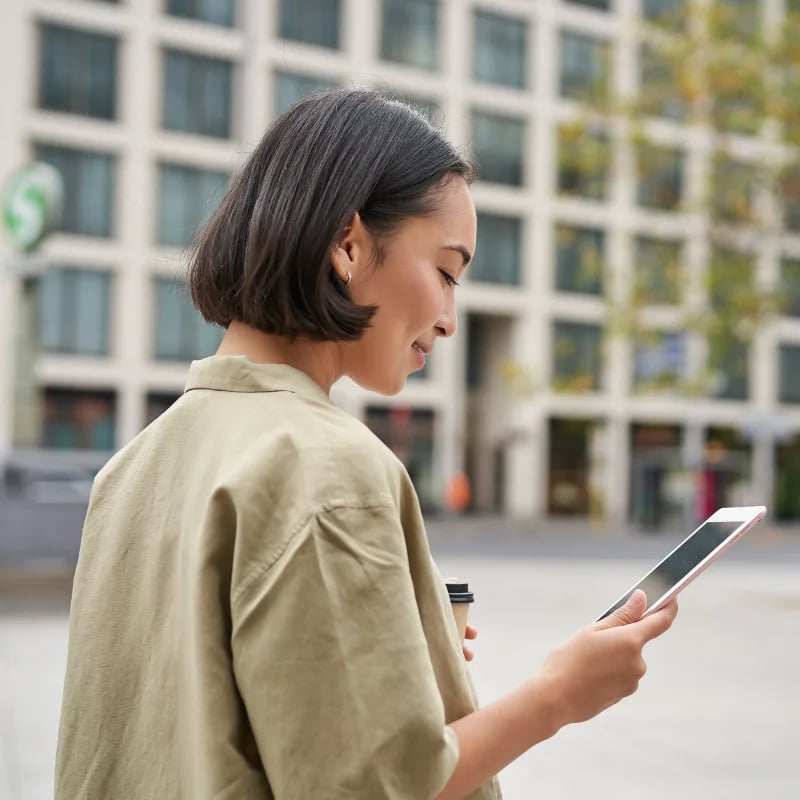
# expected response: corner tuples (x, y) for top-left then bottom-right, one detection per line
(184, 356), (333, 405)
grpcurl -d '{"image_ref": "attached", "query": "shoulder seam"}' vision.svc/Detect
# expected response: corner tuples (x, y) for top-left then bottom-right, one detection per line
(230, 496), (397, 608)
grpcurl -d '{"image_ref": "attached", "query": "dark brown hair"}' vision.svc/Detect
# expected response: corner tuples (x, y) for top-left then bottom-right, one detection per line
(188, 88), (474, 341)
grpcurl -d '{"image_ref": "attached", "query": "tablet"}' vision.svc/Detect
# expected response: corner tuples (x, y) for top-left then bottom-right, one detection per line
(596, 505), (767, 622)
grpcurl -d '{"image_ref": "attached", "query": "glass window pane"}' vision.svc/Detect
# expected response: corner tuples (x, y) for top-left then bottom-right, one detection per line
(473, 11), (527, 89)
(274, 71), (339, 115)
(552, 321), (603, 392)
(39, 24), (118, 119)
(643, 0), (686, 25)
(635, 237), (682, 304)
(471, 214), (521, 285)
(780, 344), (800, 403)
(35, 144), (115, 237)
(163, 50), (233, 138)
(781, 167), (800, 232)
(166, 0), (235, 26)
(711, 158), (758, 224)
(381, 0), (439, 70)
(708, 248), (753, 310)
(709, 339), (749, 400)
(634, 331), (686, 390)
(74, 271), (111, 355)
(557, 125), (610, 200)
(42, 388), (116, 450)
(640, 44), (685, 121)
(473, 111), (524, 186)
(560, 31), (609, 101)
(159, 163), (227, 246)
(782, 259), (800, 317)
(566, 0), (610, 8)
(637, 145), (684, 210)
(555, 226), (604, 295)
(154, 278), (222, 361)
(279, 0), (340, 48)
(145, 393), (181, 425)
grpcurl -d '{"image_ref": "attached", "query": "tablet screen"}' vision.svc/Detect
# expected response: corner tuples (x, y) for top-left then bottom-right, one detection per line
(597, 520), (742, 620)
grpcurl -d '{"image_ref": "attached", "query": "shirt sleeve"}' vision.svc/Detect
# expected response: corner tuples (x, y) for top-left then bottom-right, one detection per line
(231, 501), (460, 799)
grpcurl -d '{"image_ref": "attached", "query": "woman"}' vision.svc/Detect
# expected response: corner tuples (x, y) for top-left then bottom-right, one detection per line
(55, 89), (677, 800)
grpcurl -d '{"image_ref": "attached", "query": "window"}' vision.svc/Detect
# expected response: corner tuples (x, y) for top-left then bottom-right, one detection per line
(381, 0), (438, 70)
(552, 321), (603, 392)
(555, 226), (604, 295)
(709, 340), (749, 400)
(566, 0), (610, 9)
(274, 71), (339, 115)
(708, 247), (753, 310)
(387, 93), (443, 125)
(39, 24), (117, 119)
(640, 44), (685, 121)
(782, 259), (800, 316)
(557, 125), (610, 200)
(166, 0), (235, 26)
(158, 163), (228, 246)
(42, 388), (116, 450)
(162, 49), (233, 138)
(472, 111), (525, 186)
(711, 158), (758, 224)
(642, 0), (686, 25)
(153, 278), (223, 361)
(634, 237), (682, 304)
(145, 393), (181, 425)
(35, 144), (115, 237)
(782, 167), (800, 232)
(780, 344), (800, 403)
(39, 268), (111, 356)
(713, 0), (760, 41)
(560, 31), (609, 101)
(633, 331), (686, 391)
(637, 145), (683, 210)
(279, 0), (339, 48)
(473, 11), (527, 89)
(471, 214), (521, 285)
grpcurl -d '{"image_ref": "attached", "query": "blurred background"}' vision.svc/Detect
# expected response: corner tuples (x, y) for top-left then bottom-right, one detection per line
(1, 1), (800, 798)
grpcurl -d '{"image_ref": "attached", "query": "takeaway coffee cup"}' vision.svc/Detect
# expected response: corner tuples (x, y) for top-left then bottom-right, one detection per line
(445, 581), (474, 642)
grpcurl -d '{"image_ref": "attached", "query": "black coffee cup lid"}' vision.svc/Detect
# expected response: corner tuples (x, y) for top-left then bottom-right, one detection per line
(446, 581), (474, 603)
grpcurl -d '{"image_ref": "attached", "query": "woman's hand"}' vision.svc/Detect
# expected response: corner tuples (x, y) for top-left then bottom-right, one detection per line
(537, 590), (678, 727)
(463, 624), (478, 662)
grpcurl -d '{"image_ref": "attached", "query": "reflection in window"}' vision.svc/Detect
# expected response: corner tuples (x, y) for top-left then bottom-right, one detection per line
(274, 71), (339, 115)
(473, 11), (527, 89)
(39, 24), (117, 119)
(381, 0), (439, 70)
(555, 226), (604, 295)
(166, 0), (235, 26)
(39, 268), (111, 356)
(471, 214), (521, 285)
(35, 144), (115, 237)
(279, 0), (340, 49)
(782, 259), (800, 317)
(42, 388), (116, 450)
(709, 340), (749, 400)
(640, 44), (684, 121)
(158, 164), (228, 246)
(162, 49), (233, 138)
(780, 344), (800, 403)
(634, 237), (682, 305)
(557, 125), (610, 200)
(153, 278), (223, 361)
(552, 321), (603, 392)
(472, 111), (525, 186)
(560, 31), (608, 101)
(633, 332), (686, 391)
(637, 145), (683, 210)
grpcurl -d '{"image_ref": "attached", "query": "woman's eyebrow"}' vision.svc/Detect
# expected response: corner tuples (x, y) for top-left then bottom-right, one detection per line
(440, 244), (472, 266)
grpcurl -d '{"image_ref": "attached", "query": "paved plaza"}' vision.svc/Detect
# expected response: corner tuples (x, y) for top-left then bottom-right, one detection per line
(1, 528), (799, 799)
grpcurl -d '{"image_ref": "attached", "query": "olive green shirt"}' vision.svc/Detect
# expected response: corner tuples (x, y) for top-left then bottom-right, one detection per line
(56, 356), (502, 799)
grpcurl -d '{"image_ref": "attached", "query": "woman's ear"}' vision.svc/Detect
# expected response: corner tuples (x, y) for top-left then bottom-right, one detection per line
(331, 212), (368, 283)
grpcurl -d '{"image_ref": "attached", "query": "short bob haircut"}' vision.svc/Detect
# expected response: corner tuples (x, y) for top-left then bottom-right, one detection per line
(188, 89), (474, 342)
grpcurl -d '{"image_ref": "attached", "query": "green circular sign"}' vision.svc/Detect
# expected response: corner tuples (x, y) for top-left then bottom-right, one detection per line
(2, 163), (63, 253)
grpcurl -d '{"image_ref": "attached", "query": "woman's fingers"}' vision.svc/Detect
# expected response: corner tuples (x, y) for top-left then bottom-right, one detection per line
(464, 624), (478, 641)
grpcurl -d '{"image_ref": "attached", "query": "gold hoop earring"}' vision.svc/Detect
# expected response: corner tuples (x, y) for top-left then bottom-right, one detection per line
(344, 271), (352, 286)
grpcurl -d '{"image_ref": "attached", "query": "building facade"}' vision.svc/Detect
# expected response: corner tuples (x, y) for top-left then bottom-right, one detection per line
(2, 0), (800, 527)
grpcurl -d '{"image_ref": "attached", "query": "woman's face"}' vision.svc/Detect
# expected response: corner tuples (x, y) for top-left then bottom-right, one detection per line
(338, 178), (477, 395)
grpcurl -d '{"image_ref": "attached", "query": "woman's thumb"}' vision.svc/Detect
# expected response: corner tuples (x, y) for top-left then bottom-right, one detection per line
(597, 590), (647, 628)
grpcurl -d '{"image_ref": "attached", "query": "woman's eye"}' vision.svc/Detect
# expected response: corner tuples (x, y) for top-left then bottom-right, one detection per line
(438, 269), (460, 287)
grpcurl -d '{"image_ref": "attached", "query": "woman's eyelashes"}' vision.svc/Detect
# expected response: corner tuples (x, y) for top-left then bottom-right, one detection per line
(438, 269), (460, 287)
